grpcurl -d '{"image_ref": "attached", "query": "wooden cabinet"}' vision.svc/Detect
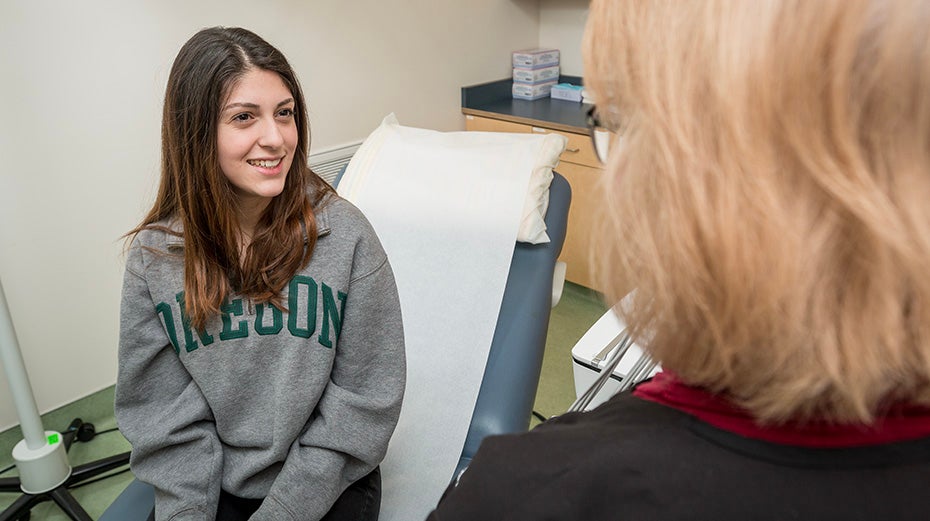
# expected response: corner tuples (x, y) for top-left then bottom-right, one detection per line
(464, 116), (531, 134)
(464, 113), (605, 292)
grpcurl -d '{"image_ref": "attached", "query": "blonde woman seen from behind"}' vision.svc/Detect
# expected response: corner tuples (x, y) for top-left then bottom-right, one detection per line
(428, 1), (930, 519)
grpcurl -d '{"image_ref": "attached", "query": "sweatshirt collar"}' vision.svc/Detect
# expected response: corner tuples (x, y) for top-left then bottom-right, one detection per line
(164, 204), (332, 249)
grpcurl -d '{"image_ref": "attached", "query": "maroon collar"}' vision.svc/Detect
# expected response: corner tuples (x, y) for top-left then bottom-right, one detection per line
(633, 371), (930, 447)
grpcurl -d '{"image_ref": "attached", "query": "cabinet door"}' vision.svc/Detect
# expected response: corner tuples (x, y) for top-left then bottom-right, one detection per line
(464, 115), (532, 133)
(555, 160), (604, 292)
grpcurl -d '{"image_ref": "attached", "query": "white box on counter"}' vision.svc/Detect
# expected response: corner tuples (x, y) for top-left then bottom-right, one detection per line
(512, 48), (560, 69)
(513, 65), (560, 84)
(512, 80), (557, 101)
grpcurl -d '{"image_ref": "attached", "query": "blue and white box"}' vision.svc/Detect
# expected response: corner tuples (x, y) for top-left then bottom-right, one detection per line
(550, 83), (584, 102)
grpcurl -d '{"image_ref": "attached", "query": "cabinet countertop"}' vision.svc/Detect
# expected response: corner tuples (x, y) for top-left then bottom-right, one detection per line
(461, 76), (588, 134)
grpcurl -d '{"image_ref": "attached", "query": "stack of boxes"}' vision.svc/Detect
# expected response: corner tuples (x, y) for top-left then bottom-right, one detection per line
(512, 48), (560, 100)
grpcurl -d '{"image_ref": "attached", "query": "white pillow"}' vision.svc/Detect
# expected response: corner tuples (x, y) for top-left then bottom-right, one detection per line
(340, 114), (566, 244)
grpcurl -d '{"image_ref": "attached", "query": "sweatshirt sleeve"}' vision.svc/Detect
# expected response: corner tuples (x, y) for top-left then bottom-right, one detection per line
(250, 254), (406, 521)
(114, 244), (224, 521)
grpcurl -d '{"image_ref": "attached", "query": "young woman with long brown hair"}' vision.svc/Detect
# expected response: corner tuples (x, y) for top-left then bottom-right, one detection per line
(116, 27), (404, 521)
(429, 1), (930, 519)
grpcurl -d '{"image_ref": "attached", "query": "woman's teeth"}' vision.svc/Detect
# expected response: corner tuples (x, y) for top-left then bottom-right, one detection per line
(247, 158), (282, 168)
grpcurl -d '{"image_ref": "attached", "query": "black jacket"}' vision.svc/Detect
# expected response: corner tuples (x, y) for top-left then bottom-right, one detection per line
(428, 392), (930, 520)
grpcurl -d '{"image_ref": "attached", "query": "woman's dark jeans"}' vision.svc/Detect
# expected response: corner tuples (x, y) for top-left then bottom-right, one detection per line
(213, 466), (382, 521)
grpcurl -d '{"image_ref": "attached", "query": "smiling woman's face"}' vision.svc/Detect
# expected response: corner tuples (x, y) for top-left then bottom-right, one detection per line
(216, 67), (298, 215)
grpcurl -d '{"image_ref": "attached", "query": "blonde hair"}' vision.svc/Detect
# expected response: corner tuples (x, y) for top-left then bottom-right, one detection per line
(584, 0), (930, 423)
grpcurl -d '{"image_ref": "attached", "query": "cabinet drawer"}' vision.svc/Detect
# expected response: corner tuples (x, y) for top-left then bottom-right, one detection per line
(530, 126), (600, 168)
(464, 115), (533, 133)
(464, 115), (601, 168)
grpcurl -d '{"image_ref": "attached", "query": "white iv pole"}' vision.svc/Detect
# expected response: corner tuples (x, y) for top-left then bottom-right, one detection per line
(0, 277), (130, 521)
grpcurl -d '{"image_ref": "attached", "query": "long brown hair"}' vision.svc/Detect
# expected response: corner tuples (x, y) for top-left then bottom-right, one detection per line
(584, 0), (930, 423)
(129, 27), (333, 330)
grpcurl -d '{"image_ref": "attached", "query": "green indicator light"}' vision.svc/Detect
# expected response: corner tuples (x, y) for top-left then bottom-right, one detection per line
(47, 433), (60, 445)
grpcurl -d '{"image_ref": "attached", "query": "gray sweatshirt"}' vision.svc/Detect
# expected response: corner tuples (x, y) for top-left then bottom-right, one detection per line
(115, 195), (406, 521)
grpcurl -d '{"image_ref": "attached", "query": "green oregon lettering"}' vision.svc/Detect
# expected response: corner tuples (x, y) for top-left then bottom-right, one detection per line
(319, 283), (347, 348)
(255, 303), (283, 335)
(219, 298), (249, 341)
(287, 275), (318, 338)
(158, 276), (347, 354)
(175, 291), (215, 352)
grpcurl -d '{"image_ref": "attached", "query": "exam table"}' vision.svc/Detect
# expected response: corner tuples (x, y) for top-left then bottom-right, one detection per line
(100, 172), (571, 520)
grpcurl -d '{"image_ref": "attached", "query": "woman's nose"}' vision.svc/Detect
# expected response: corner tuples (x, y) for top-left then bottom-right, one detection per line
(258, 118), (284, 149)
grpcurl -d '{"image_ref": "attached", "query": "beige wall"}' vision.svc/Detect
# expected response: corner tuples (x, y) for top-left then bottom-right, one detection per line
(539, 0), (589, 77)
(0, 0), (544, 430)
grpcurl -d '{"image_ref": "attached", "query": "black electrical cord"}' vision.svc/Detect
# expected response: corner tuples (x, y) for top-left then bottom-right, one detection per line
(61, 419), (121, 442)
(0, 463), (14, 476)
(69, 466), (133, 489)
(531, 410), (548, 423)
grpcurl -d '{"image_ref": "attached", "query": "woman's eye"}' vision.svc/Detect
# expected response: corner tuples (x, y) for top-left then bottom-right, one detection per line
(278, 108), (294, 118)
(233, 113), (253, 122)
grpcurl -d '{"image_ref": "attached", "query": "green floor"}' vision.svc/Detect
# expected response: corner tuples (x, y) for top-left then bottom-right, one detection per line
(0, 282), (606, 520)
(533, 282), (609, 422)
